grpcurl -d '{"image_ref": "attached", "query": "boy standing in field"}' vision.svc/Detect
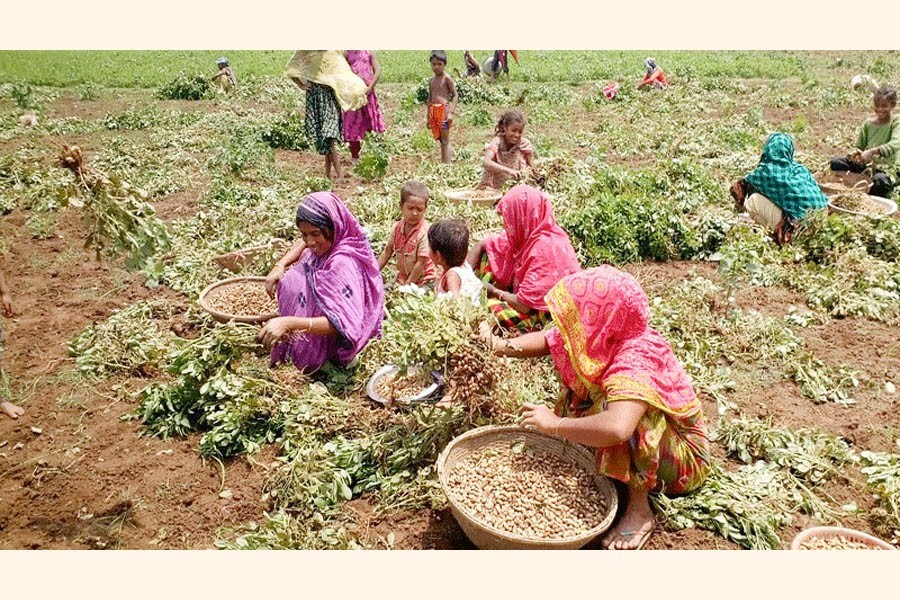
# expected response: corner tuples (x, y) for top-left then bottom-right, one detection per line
(378, 180), (437, 288)
(427, 51), (458, 164)
(0, 268), (23, 420)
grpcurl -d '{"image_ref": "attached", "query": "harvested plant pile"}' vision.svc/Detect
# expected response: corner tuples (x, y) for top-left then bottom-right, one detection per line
(205, 281), (277, 317)
(446, 444), (607, 539)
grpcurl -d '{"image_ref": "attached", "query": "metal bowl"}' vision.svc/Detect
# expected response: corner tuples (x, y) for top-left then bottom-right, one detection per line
(366, 365), (443, 407)
(827, 194), (897, 218)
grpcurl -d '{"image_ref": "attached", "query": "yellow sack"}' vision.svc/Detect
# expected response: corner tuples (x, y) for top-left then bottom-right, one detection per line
(284, 50), (367, 112)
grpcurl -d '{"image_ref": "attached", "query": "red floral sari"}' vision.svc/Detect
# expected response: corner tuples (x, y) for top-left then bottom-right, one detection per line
(544, 266), (710, 494)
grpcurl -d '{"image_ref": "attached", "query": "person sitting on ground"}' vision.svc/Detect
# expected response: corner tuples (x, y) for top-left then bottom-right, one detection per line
(730, 132), (828, 245)
(210, 56), (237, 93)
(830, 86), (900, 199)
(378, 180), (436, 288)
(260, 192), (384, 373)
(478, 109), (534, 190)
(483, 266), (711, 550)
(429, 219), (483, 305)
(637, 57), (668, 90)
(466, 185), (581, 332)
(0, 268), (23, 420)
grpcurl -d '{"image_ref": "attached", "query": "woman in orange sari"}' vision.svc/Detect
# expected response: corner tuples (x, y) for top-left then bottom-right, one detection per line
(482, 266), (710, 550)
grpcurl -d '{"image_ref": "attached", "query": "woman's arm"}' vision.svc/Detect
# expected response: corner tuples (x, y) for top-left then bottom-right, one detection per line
(265, 240), (306, 298)
(289, 76), (310, 91)
(466, 239), (485, 269)
(484, 328), (550, 358)
(369, 52), (381, 91)
(484, 284), (531, 314)
(257, 315), (336, 349)
(520, 400), (648, 448)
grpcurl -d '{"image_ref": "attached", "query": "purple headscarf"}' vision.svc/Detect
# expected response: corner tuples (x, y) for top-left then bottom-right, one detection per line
(271, 192), (384, 372)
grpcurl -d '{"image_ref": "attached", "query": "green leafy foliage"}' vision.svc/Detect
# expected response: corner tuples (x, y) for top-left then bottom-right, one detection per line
(69, 300), (176, 379)
(156, 72), (210, 100)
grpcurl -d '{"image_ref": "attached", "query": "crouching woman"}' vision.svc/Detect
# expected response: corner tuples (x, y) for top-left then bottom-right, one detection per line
(260, 192), (384, 373)
(482, 266), (711, 550)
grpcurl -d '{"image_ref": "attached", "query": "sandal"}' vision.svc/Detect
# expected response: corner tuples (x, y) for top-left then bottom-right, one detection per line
(602, 521), (656, 551)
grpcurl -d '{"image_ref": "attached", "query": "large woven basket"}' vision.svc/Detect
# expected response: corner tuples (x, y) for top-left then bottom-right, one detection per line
(212, 240), (288, 273)
(791, 526), (896, 550)
(815, 171), (871, 196)
(443, 188), (502, 206)
(437, 425), (618, 550)
(198, 276), (278, 324)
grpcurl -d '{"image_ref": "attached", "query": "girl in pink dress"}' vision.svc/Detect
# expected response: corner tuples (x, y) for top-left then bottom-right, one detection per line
(342, 51), (386, 160)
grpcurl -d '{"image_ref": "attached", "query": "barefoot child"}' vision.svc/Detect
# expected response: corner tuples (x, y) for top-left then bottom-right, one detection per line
(830, 86), (900, 199)
(427, 51), (458, 164)
(211, 56), (237, 93)
(0, 268), (23, 420)
(428, 219), (482, 304)
(479, 110), (534, 190)
(378, 180), (436, 288)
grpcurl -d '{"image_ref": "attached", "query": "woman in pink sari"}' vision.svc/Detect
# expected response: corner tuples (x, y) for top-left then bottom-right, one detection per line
(342, 50), (386, 161)
(259, 192), (384, 373)
(466, 184), (581, 332)
(482, 266), (711, 550)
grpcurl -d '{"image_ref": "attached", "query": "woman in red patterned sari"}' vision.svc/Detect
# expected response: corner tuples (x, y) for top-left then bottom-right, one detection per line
(482, 265), (710, 550)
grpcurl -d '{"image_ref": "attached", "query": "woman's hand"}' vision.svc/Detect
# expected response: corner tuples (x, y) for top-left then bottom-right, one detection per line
(265, 264), (286, 299)
(519, 403), (561, 434)
(257, 316), (295, 349)
(478, 320), (496, 347)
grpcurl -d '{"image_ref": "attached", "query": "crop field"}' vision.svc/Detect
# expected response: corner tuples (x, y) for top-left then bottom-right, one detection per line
(0, 50), (898, 550)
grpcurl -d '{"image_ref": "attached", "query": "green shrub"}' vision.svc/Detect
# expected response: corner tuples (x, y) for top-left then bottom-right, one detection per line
(157, 72), (210, 101)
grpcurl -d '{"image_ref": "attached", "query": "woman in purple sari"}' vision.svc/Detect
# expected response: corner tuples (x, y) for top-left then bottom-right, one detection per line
(259, 192), (384, 373)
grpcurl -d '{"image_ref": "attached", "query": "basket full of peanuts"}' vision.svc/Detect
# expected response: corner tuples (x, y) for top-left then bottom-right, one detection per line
(198, 276), (279, 324)
(437, 425), (618, 549)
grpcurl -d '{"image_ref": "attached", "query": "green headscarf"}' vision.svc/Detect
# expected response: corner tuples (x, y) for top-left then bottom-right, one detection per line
(744, 133), (828, 220)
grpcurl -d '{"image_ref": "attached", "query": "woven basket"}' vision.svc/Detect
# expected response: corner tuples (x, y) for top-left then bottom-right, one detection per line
(444, 188), (503, 206)
(198, 276), (278, 324)
(437, 425), (618, 550)
(212, 240), (288, 274)
(816, 171), (871, 195)
(791, 526), (896, 550)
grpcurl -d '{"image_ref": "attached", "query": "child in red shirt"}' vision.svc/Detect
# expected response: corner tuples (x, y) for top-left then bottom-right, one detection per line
(378, 180), (437, 287)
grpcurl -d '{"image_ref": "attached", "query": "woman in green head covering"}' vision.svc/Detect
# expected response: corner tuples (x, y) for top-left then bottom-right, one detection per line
(730, 133), (828, 244)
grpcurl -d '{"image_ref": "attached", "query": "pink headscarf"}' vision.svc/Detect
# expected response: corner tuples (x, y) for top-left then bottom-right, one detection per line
(544, 266), (699, 416)
(483, 185), (581, 311)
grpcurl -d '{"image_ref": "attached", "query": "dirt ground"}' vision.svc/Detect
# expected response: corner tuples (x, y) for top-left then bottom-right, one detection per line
(1, 84), (897, 550)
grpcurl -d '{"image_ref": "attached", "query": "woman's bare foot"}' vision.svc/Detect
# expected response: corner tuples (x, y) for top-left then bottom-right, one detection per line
(1, 400), (24, 420)
(602, 487), (656, 550)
